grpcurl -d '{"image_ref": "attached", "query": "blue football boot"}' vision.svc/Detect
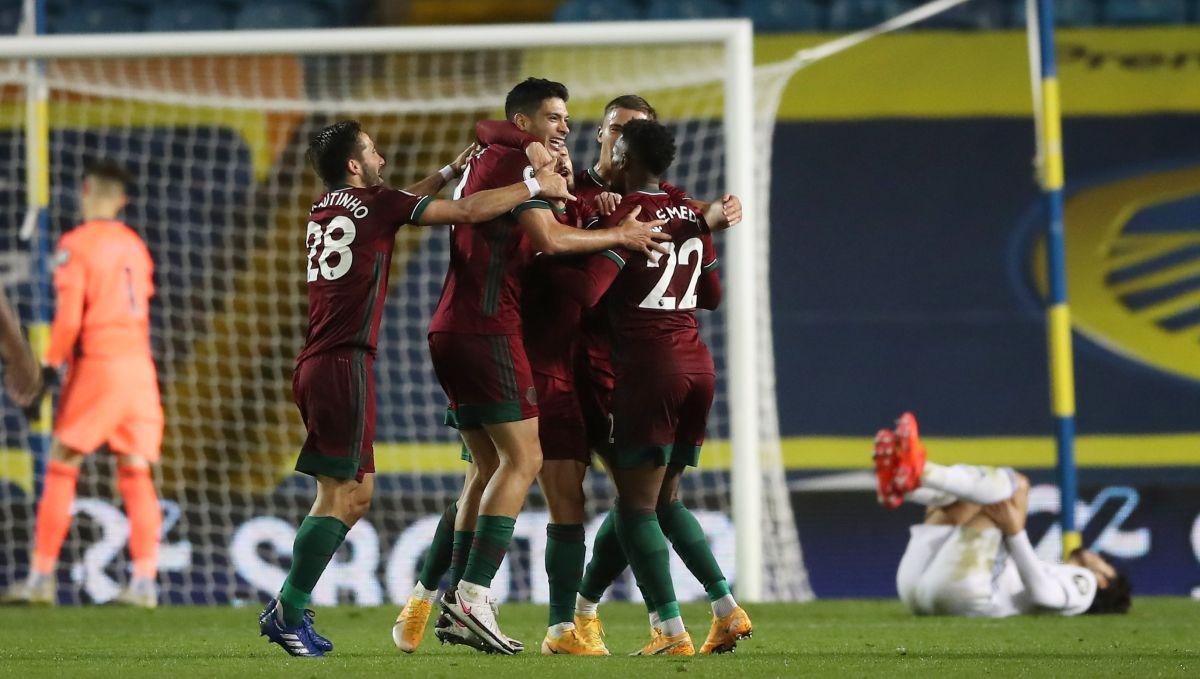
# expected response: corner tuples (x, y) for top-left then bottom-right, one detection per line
(258, 598), (327, 658)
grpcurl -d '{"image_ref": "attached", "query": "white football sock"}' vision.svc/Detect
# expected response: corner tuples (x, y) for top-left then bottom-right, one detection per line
(648, 610), (662, 630)
(921, 463), (1016, 505)
(549, 621), (575, 636)
(575, 593), (599, 617)
(711, 594), (737, 618)
(660, 615), (686, 637)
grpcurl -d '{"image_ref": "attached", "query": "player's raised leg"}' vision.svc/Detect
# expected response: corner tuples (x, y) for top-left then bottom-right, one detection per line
(876, 412), (1017, 509)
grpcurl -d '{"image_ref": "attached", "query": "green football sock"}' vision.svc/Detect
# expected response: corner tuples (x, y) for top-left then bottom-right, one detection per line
(579, 509), (628, 603)
(637, 583), (655, 613)
(460, 514), (516, 589)
(614, 507), (680, 622)
(279, 515), (350, 627)
(545, 523), (585, 626)
(418, 501), (457, 591)
(447, 530), (473, 589)
(658, 500), (731, 601)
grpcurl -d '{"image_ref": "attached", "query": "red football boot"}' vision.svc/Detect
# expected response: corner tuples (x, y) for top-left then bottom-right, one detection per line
(892, 412), (927, 497)
(873, 428), (903, 509)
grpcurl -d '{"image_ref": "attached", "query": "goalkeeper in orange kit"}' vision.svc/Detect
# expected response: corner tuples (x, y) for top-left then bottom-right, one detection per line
(2, 160), (164, 608)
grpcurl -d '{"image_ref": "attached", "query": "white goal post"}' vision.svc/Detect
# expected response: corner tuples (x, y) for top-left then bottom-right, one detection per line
(0, 19), (808, 604)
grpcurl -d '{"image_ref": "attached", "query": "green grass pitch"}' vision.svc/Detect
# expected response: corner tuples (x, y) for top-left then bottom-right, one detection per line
(2, 598), (1198, 677)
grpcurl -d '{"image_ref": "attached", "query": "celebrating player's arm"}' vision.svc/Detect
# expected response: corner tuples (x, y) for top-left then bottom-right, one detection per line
(0, 288), (41, 407)
(474, 118), (669, 256)
(402, 142), (481, 197)
(416, 161), (574, 225)
(519, 191), (669, 257)
(477, 103), (743, 231)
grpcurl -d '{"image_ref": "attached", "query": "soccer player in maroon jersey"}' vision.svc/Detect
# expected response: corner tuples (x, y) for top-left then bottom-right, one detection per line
(474, 98), (745, 651)
(258, 119), (573, 658)
(427, 78), (670, 655)
(393, 97), (746, 655)
(551, 119), (752, 655)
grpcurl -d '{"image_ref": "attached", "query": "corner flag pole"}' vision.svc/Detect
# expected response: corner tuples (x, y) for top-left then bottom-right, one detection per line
(1028, 0), (1080, 558)
(19, 0), (52, 498)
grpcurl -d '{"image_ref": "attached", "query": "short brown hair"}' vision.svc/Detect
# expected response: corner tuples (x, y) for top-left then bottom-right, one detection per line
(604, 94), (657, 122)
(84, 158), (132, 192)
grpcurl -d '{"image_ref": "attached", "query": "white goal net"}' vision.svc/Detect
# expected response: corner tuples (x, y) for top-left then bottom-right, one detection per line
(0, 21), (812, 605)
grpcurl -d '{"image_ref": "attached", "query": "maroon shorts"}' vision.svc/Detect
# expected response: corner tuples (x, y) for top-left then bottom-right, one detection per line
(574, 350), (615, 453)
(292, 349), (376, 482)
(534, 372), (589, 463)
(611, 371), (715, 469)
(429, 332), (539, 429)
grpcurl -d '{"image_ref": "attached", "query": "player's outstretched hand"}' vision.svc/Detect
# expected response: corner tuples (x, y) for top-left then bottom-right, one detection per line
(983, 472), (1030, 536)
(595, 191), (622, 216)
(617, 205), (671, 257)
(451, 143), (481, 176)
(721, 194), (743, 227)
(534, 162), (576, 202)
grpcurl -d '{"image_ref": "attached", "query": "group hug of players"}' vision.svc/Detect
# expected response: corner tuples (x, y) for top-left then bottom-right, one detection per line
(261, 77), (751, 657)
(0, 71), (1131, 654)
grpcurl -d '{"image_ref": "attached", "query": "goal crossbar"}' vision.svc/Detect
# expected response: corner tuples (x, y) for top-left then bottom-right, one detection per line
(0, 20), (751, 59)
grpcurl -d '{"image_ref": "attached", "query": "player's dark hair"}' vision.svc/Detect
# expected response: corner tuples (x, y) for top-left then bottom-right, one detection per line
(620, 119), (676, 177)
(604, 94), (657, 122)
(83, 158), (132, 192)
(504, 77), (569, 120)
(307, 120), (365, 188)
(1085, 571), (1132, 615)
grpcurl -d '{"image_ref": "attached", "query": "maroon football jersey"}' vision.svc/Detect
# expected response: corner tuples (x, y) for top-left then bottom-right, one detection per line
(297, 185), (432, 363)
(521, 210), (584, 381)
(428, 144), (557, 335)
(574, 168), (693, 380)
(599, 189), (718, 376)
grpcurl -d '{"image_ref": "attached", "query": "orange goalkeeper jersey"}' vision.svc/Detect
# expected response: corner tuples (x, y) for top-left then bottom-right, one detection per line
(45, 219), (155, 367)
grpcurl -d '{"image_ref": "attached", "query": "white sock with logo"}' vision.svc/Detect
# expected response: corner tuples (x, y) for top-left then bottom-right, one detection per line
(549, 621), (575, 637)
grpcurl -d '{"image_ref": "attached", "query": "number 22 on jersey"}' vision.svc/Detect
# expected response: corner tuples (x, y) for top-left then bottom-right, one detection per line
(640, 237), (704, 311)
(306, 215), (357, 282)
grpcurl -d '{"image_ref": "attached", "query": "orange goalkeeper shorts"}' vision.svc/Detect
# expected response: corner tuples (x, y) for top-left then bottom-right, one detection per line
(54, 356), (164, 461)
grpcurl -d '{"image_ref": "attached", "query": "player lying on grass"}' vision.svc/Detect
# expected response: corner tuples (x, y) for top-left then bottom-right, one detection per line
(394, 95), (745, 658)
(4, 160), (164, 609)
(258, 119), (575, 658)
(874, 412), (1131, 617)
